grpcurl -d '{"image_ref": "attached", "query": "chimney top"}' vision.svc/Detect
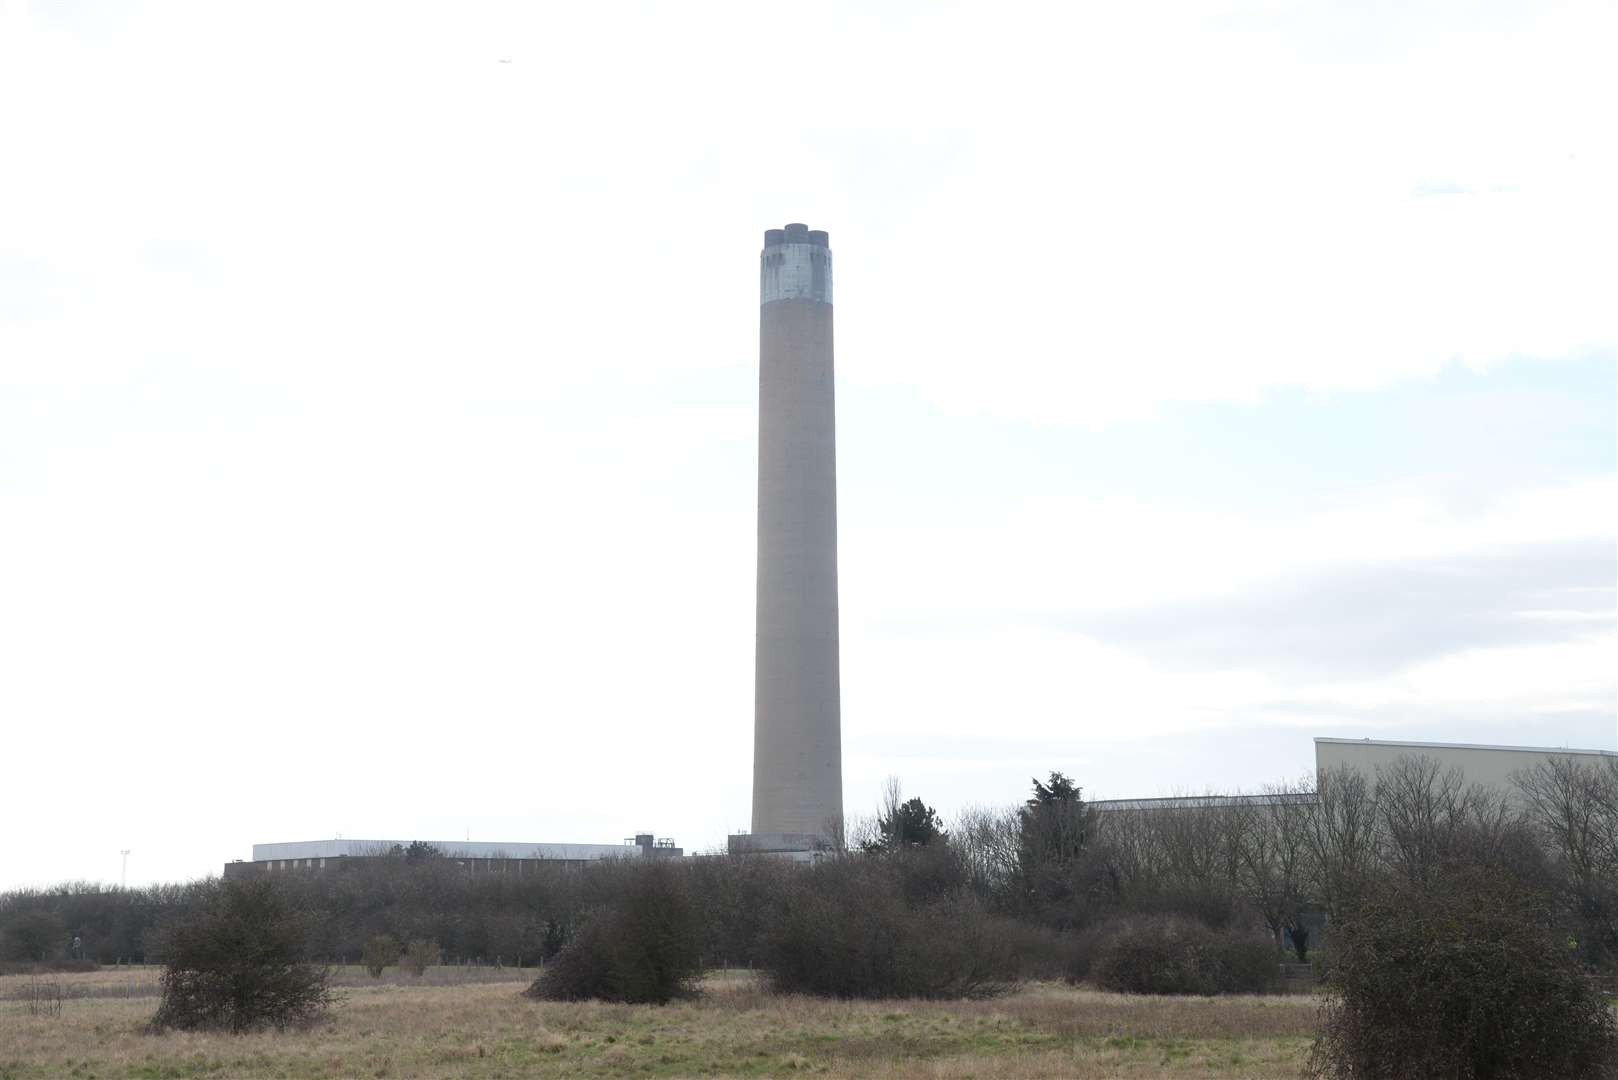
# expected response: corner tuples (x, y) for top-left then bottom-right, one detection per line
(764, 223), (829, 248)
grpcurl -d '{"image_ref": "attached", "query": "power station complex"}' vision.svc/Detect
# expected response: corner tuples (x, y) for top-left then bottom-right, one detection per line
(229, 223), (848, 875)
(219, 224), (1610, 878)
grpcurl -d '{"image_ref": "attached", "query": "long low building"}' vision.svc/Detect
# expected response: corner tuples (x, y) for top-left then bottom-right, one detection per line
(252, 839), (646, 862)
(224, 833), (681, 878)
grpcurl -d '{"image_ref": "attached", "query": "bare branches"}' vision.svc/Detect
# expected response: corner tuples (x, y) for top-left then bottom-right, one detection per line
(1304, 766), (1378, 920)
(1512, 755), (1618, 965)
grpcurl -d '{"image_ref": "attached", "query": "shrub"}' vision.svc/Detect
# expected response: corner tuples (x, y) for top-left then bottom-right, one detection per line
(991, 919), (1081, 983)
(400, 938), (441, 976)
(538, 919), (569, 963)
(1309, 868), (1618, 1079)
(361, 934), (398, 978)
(898, 897), (1019, 998)
(526, 862), (702, 1004)
(149, 879), (331, 1032)
(687, 855), (793, 967)
(892, 842), (971, 907)
(1057, 922), (1111, 984)
(1, 910), (66, 962)
(1090, 915), (1279, 995)
(23, 977), (65, 1018)
(759, 858), (1016, 999)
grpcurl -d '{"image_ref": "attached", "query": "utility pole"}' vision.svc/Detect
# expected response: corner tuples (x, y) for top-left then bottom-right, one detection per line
(120, 849), (131, 889)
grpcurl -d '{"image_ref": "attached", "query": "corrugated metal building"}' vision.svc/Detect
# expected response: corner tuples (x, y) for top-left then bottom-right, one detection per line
(1314, 736), (1615, 796)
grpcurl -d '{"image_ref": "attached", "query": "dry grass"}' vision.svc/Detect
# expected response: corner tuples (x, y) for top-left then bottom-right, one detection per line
(0, 964), (532, 1002)
(0, 968), (1318, 1078)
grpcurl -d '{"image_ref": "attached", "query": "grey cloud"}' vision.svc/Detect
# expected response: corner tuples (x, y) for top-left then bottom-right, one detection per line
(1056, 539), (1614, 681)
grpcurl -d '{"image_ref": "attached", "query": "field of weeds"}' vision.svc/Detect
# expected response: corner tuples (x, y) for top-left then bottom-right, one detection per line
(0, 967), (1318, 1078)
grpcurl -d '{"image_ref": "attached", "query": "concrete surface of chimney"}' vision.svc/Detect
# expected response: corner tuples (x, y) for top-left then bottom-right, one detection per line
(751, 222), (842, 848)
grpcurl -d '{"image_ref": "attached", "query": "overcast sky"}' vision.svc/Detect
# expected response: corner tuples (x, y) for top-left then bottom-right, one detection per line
(2, 0), (1613, 891)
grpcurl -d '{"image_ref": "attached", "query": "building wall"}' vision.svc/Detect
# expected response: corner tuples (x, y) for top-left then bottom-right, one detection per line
(1314, 737), (1616, 797)
(251, 839), (642, 862)
(223, 854), (604, 879)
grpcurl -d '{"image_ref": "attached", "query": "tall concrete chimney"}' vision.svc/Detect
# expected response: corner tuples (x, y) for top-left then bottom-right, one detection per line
(749, 222), (842, 850)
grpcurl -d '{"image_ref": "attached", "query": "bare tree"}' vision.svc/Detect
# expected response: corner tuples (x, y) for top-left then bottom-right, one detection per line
(952, 804), (1022, 903)
(842, 813), (881, 855)
(820, 813), (849, 854)
(1304, 766), (1379, 921)
(1374, 755), (1476, 886)
(1142, 794), (1248, 926)
(879, 775), (903, 828)
(1238, 778), (1317, 959)
(1513, 755), (1618, 965)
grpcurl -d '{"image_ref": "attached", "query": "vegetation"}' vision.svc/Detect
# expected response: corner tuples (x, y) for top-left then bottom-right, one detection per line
(0, 910), (67, 963)
(526, 861), (703, 1004)
(1514, 754), (1618, 971)
(361, 934), (397, 978)
(400, 938), (443, 976)
(2, 750), (1613, 1060)
(148, 878), (332, 1033)
(0, 969), (1324, 1078)
(1090, 915), (1280, 996)
(1308, 867), (1618, 1078)
(758, 856), (1016, 999)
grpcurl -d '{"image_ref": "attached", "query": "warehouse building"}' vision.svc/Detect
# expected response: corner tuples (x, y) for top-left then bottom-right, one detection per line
(1312, 736), (1614, 795)
(1091, 736), (1613, 814)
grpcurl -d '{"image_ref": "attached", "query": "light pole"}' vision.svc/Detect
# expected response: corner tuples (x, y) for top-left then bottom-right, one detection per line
(120, 850), (131, 889)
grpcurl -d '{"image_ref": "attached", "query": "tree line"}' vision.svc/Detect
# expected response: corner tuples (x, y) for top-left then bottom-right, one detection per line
(944, 754), (1617, 972)
(3, 753), (1613, 978)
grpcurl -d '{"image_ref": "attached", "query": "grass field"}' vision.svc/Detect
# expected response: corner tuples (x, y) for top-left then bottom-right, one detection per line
(0, 966), (1320, 1078)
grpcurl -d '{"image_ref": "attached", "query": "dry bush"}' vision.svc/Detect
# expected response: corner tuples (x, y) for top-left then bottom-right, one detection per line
(23, 977), (65, 1017)
(361, 934), (398, 978)
(893, 896), (1019, 998)
(0, 909), (66, 963)
(686, 854), (793, 967)
(1090, 915), (1279, 996)
(525, 860), (702, 1004)
(1056, 922), (1112, 984)
(1309, 867), (1618, 1079)
(399, 938), (441, 976)
(988, 919), (1087, 983)
(759, 858), (1017, 999)
(149, 878), (331, 1033)
(892, 842), (972, 906)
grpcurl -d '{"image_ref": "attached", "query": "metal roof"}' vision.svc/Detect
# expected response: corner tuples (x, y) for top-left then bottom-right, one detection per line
(1089, 792), (1316, 812)
(1315, 737), (1615, 757)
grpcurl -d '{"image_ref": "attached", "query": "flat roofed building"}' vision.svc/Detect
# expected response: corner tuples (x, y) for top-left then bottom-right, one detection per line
(224, 834), (681, 878)
(252, 839), (641, 862)
(1315, 737), (1615, 797)
(1088, 738), (1613, 813)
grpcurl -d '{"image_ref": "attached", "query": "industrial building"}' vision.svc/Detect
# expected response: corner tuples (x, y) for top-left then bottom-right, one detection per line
(741, 222), (844, 859)
(1091, 736), (1614, 815)
(223, 833), (681, 878)
(1313, 736), (1614, 795)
